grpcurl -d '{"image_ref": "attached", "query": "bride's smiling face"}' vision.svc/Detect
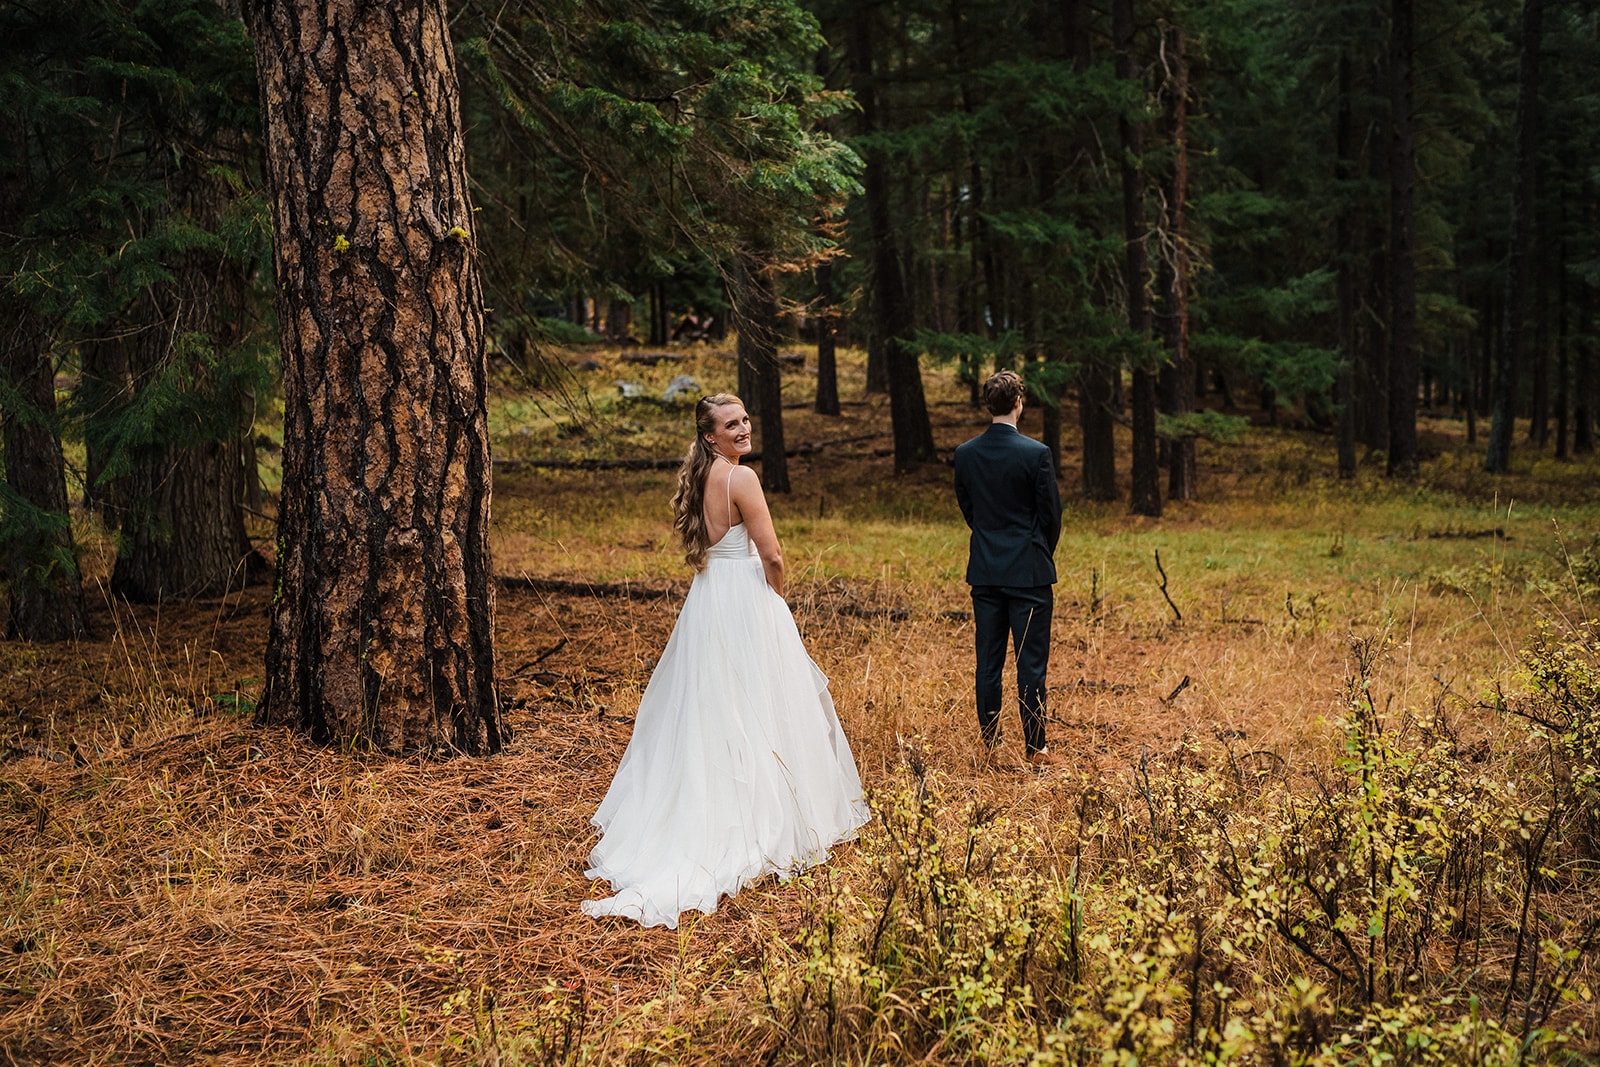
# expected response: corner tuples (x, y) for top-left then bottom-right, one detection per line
(704, 402), (752, 459)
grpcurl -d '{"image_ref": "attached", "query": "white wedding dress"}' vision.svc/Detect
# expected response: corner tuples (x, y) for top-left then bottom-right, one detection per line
(581, 479), (870, 929)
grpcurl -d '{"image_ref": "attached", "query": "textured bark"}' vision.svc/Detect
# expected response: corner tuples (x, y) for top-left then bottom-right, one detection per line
(247, 0), (500, 755)
(1486, 0), (1543, 473)
(1114, 0), (1159, 517)
(849, 7), (935, 472)
(1385, 0), (1418, 477)
(1156, 21), (1195, 501)
(733, 254), (789, 493)
(111, 432), (254, 601)
(1, 300), (87, 642)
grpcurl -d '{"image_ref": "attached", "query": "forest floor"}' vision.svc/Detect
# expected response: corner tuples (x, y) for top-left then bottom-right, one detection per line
(3, 342), (1600, 1064)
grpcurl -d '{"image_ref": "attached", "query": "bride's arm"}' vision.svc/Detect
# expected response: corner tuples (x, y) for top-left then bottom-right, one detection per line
(731, 466), (785, 597)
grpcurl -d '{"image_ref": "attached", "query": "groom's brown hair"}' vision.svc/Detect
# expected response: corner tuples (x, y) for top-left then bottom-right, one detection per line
(982, 370), (1025, 415)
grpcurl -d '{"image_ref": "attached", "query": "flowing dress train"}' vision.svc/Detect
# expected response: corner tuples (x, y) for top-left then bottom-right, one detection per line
(581, 489), (869, 929)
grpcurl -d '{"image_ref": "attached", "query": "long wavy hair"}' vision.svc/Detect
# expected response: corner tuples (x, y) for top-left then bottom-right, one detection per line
(671, 393), (743, 570)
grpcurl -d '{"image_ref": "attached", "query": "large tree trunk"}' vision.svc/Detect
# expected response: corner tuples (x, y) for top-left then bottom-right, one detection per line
(0, 143), (85, 641)
(734, 254), (789, 493)
(1486, 0), (1544, 473)
(248, 0), (500, 755)
(1156, 20), (1195, 501)
(849, 6), (935, 472)
(1114, 0), (1160, 517)
(1385, 0), (1418, 477)
(1, 300), (87, 642)
(109, 258), (259, 602)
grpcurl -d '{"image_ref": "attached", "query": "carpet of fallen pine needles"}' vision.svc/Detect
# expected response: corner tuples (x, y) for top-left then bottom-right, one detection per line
(3, 345), (1599, 1064)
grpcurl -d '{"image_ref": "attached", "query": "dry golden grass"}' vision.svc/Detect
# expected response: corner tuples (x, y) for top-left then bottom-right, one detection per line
(2, 342), (1598, 1063)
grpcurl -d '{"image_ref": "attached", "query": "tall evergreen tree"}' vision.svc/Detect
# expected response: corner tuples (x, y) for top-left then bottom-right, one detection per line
(846, 3), (936, 473)
(733, 253), (790, 492)
(247, 0), (500, 754)
(1386, 0), (1419, 477)
(1486, 0), (1544, 473)
(1115, 0), (1162, 517)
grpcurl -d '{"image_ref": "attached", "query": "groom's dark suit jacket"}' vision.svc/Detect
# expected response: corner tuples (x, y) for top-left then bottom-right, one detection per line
(953, 423), (1062, 587)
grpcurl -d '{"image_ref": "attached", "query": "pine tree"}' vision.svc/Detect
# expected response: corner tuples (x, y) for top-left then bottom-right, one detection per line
(247, 0), (500, 754)
(1486, 0), (1544, 473)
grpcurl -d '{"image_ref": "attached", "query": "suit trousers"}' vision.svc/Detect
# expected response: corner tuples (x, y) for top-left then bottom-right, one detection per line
(971, 584), (1053, 755)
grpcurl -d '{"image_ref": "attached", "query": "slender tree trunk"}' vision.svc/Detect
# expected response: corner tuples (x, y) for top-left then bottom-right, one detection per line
(1156, 20), (1195, 501)
(1465, 328), (1478, 445)
(1335, 52), (1359, 478)
(738, 322), (758, 413)
(1386, 0), (1418, 477)
(1577, 279), (1594, 454)
(814, 257), (840, 416)
(247, 0), (500, 755)
(1556, 262), (1569, 459)
(1487, 0), (1544, 473)
(1079, 363), (1118, 501)
(0, 299), (87, 642)
(1530, 279), (1548, 446)
(734, 254), (789, 493)
(648, 281), (666, 345)
(1360, 20), (1389, 454)
(1063, 0), (1115, 500)
(605, 298), (631, 342)
(949, 0), (1000, 349)
(1114, 0), (1160, 517)
(1478, 284), (1495, 416)
(849, 6), (935, 471)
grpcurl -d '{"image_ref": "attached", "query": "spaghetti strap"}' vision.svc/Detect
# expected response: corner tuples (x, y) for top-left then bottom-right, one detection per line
(725, 462), (736, 526)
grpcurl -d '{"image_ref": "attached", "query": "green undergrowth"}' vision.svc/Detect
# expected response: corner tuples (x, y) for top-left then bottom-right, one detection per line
(397, 619), (1600, 1066)
(751, 626), (1599, 1064)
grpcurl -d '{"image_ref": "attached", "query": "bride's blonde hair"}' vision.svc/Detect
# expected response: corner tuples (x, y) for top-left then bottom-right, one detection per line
(672, 393), (742, 570)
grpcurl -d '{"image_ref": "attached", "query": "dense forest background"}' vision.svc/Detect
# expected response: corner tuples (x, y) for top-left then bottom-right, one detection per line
(4, 0), (1598, 649)
(6, 3), (1600, 1062)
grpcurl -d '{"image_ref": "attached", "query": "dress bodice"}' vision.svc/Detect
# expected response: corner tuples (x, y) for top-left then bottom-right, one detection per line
(707, 522), (754, 561)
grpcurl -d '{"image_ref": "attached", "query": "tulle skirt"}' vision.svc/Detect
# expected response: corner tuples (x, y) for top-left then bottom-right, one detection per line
(581, 540), (869, 929)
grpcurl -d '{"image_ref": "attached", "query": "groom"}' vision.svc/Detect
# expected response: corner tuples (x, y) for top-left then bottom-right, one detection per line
(953, 370), (1064, 768)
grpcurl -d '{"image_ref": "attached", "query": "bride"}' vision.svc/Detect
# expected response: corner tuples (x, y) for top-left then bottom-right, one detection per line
(581, 393), (870, 929)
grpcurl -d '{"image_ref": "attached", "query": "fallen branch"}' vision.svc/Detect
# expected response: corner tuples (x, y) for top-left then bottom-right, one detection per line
(491, 431), (893, 473)
(497, 575), (683, 600)
(1154, 549), (1182, 623)
(1426, 527), (1507, 541)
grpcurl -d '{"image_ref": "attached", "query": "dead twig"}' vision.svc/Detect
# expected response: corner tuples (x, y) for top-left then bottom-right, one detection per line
(1154, 549), (1182, 623)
